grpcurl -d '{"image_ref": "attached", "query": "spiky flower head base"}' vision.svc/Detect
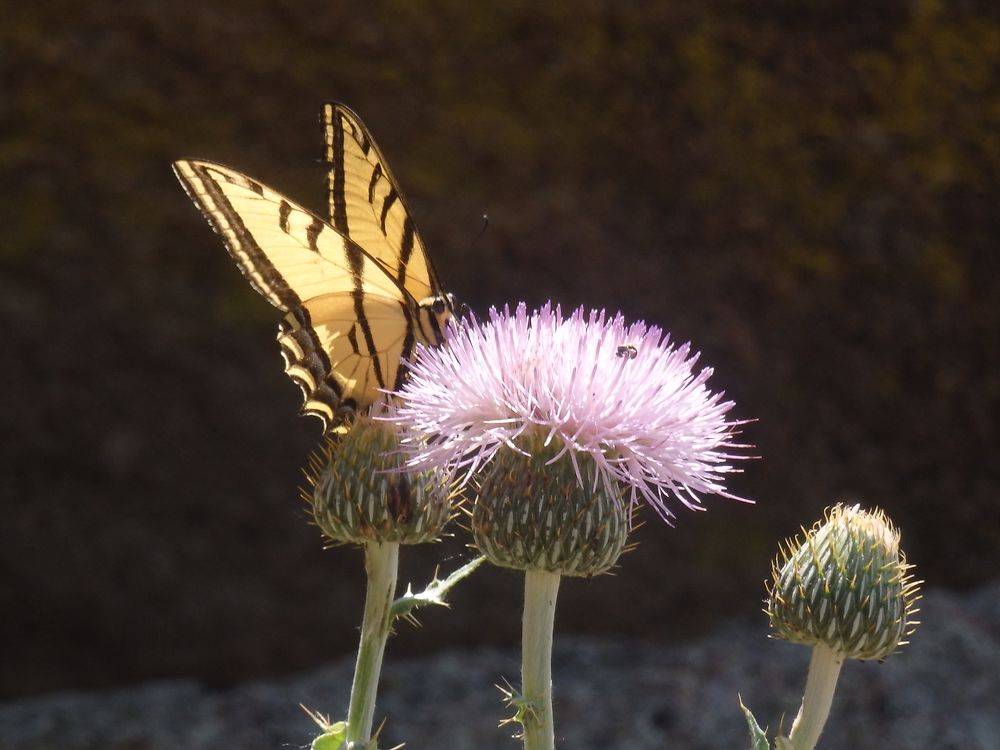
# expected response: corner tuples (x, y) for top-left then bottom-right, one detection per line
(767, 503), (921, 661)
(304, 415), (454, 546)
(472, 433), (630, 577)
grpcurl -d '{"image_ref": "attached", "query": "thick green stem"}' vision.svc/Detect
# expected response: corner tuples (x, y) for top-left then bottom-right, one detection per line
(346, 541), (400, 746)
(788, 644), (844, 750)
(521, 569), (561, 750)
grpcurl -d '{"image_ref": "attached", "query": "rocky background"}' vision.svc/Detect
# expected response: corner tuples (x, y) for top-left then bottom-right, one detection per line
(2, 0), (998, 727)
(2, 584), (998, 749)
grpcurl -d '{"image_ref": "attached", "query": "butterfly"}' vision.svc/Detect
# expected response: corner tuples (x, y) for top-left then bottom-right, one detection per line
(173, 103), (453, 433)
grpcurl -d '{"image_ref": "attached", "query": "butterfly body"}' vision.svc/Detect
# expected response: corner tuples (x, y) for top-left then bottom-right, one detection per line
(173, 103), (452, 432)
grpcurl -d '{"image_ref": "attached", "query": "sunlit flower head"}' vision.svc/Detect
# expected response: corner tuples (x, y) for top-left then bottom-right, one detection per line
(392, 302), (751, 521)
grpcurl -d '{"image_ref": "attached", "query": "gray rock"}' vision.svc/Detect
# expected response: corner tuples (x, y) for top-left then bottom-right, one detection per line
(2, 584), (997, 749)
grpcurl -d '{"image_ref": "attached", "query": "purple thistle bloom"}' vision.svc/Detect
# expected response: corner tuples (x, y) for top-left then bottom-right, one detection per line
(392, 302), (751, 521)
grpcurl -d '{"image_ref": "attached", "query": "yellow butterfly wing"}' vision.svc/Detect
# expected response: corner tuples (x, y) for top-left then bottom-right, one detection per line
(322, 102), (446, 303)
(173, 158), (446, 431)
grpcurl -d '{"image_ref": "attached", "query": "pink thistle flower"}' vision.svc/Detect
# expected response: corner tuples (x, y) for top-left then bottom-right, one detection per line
(392, 302), (751, 521)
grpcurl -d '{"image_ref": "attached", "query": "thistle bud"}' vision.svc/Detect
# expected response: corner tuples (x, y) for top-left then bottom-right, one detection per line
(471, 434), (630, 577)
(304, 416), (454, 545)
(767, 503), (921, 661)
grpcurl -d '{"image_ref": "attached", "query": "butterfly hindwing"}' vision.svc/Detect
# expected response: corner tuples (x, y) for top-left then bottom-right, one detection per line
(277, 294), (416, 425)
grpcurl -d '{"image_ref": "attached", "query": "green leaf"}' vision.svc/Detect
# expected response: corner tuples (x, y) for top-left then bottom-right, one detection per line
(301, 705), (348, 750)
(739, 696), (770, 750)
(310, 721), (348, 750)
(390, 556), (486, 624)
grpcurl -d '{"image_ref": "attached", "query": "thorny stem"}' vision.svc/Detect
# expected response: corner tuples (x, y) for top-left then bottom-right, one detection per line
(345, 541), (399, 746)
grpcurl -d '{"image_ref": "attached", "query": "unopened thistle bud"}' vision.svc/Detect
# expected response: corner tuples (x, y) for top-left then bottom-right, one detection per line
(472, 433), (630, 577)
(767, 503), (921, 661)
(304, 416), (454, 545)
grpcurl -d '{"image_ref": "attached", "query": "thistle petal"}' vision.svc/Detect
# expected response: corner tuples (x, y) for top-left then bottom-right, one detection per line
(391, 302), (751, 520)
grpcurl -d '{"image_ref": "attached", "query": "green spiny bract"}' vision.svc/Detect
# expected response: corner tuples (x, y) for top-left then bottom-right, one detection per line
(767, 503), (921, 661)
(471, 434), (630, 577)
(305, 416), (455, 545)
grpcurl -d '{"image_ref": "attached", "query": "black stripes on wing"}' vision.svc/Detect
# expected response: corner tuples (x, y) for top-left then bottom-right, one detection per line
(394, 301), (417, 391)
(306, 217), (324, 252)
(354, 292), (386, 390)
(326, 103), (350, 235)
(356, 122), (372, 155)
(278, 200), (292, 233)
(378, 189), (397, 233)
(278, 308), (353, 428)
(368, 165), (384, 204)
(177, 162), (301, 310)
(397, 218), (415, 286)
(330, 206), (388, 391)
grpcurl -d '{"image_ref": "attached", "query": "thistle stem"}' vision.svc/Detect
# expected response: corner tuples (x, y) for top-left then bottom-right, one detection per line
(346, 541), (400, 746)
(788, 644), (844, 750)
(521, 569), (561, 750)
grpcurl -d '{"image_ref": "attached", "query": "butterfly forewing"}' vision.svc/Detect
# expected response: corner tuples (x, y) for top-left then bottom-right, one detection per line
(323, 102), (443, 302)
(173, 160), (406, 308)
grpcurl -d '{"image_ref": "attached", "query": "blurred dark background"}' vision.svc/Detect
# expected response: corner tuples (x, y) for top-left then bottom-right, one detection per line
(2, 1), (998, 700)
